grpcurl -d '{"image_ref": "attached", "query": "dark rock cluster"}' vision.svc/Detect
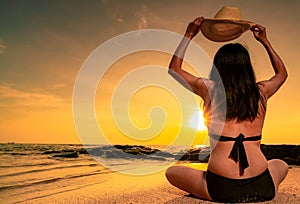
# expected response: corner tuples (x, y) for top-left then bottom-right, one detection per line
(40, 148), (89, 158)
(52, 151), (79, 158)
(260, 144), (300, 165)
(87, 145), (174, 161)
(178, 144), (300, 165)
(176, 147), (210, 162)
(42, 144), (299, 165)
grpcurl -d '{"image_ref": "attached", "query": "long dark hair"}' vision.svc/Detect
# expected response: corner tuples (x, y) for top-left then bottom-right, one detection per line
(209, 43), (261, 122)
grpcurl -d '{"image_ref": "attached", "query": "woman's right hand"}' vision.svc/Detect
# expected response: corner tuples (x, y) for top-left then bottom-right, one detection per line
(184, 17), (204, 39)
(251, 24), (268, 44)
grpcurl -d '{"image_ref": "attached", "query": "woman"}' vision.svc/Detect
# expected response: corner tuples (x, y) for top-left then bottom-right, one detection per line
(165, 17), (289, 202)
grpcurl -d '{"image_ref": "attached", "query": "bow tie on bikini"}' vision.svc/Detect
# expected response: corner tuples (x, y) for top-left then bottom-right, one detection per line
(229, 134), (250, 175)
(211, 133), (262, 175)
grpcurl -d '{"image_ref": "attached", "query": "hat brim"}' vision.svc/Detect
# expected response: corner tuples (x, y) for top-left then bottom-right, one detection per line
(200, 19), (254, 42)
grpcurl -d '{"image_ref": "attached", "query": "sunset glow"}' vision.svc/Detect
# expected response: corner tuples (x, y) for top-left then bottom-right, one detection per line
(189, 109), (207, 132)
(0, 1), (299, 145)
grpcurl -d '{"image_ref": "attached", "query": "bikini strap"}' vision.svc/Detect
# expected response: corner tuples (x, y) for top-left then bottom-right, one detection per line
(210, 133), (262, 175)
(210, 134), (261, 141)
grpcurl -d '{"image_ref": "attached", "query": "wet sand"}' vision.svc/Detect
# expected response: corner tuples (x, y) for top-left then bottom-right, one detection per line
(25, 166), (299, 204)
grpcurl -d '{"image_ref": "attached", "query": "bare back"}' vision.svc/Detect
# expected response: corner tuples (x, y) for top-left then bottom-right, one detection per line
(207, 83), (268, 178)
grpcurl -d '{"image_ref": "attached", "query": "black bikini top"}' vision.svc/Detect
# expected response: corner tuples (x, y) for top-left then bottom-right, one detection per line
(210, 133), (262, 175)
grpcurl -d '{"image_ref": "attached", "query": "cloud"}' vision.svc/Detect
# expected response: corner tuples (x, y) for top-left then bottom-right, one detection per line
(0, 41), (7, 54)
(0, 85), (64, 108)
(112, 13), (124, 24)
(135, 5), (149, 29)
(137, 16), (148, 29)
(52, 83), (67, 89)
(116, 17), (123, 23)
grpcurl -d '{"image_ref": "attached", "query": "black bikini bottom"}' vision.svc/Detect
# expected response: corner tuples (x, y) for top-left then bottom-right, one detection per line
(206, 169), (275, 203)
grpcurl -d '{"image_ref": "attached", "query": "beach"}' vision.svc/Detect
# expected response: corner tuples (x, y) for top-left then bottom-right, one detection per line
(1, 143), (299, 204)
(18, 166), (300, 204)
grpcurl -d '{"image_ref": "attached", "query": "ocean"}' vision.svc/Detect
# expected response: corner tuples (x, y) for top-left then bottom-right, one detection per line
(0, 143), (199, 203)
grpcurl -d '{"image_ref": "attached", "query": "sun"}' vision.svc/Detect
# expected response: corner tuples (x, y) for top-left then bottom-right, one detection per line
(189, 109), (207, 131)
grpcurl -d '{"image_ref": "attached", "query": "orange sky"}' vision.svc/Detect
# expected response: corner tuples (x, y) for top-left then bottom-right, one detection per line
(0, 1), (299, 145)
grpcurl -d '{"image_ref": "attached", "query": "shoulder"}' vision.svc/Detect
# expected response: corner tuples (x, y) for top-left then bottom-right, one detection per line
(200, 78), (215, 90)
(257, 74), (287, 99)
(257, 82), (268, 103)
(194, 78), (215, 103)
(195, 78), (216, 94)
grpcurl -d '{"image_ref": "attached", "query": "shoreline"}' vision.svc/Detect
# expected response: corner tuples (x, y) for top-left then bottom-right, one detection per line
(18, 166), (299, 204)
(1, 143), (299, 203)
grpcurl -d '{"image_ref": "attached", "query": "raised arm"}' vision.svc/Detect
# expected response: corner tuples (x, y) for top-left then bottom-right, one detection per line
(168, 17), (210, 100)
(252, 24), (288, 98)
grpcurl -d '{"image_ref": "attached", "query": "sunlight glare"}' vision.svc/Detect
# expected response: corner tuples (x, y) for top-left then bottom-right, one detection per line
(189, 109), (207, 131)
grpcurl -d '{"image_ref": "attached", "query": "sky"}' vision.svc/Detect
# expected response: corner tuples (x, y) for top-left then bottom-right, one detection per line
(0, 0), (299, 145)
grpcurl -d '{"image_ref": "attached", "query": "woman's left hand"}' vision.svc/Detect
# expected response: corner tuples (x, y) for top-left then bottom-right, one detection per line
(185, 17), (204, 39)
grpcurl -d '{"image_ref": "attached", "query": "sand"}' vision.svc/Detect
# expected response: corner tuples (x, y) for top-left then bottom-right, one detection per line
(24, 166), (299, 204)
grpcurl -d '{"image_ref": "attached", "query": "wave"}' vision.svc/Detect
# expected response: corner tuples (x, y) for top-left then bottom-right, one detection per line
(13, 177), (109, 204)
(0, 162), (57, 168)
(0, 163), (100, 178)
(0, 168), (113, 191)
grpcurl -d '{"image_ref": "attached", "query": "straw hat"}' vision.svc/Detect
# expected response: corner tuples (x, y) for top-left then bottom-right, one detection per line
(200, 6), (254, 42)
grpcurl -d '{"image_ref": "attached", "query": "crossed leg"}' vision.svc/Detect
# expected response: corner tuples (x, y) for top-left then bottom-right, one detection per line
(165, 165), (212, 201)
(166, 160), (288, 201)
(267, 159), (289, 194)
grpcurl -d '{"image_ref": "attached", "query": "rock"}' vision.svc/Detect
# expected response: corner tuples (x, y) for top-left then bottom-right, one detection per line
(62, 149), (77, 153)
(139, 148), (158, 155)
(88, 148), (104, 156)
(85, 144), (300, 164)
(198, 149), (211, 162)
(291, 146), (300, 159)
(189, 153), (202, 161)
(101, 145), (114, 150)
(113, 145), (122, 149)
(77, 148), (89, 154)
(11, 152), (26, 156)
(297, 156), (300, 165)
(283, 146), (300, 165)
(124, 148), (140, 155)
(177, 153), (189, 161)
(113, 145), (160, 156)
(87, 145), (167, 159)
(153, 151), (174, 158)
(53, 151), (78, 158)
(284, 157), (297, 165)
(261, 145), (294, 160)
(178, 153), (200, 161)
(177, 147), (210, 162)
(103, 150), (126, 159)
(42, 150), (62, 154)
(189, 147), (202, 154)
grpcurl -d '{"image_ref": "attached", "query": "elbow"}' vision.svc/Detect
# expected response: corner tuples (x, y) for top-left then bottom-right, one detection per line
(168, 65), (179, 76)
(283, 69), (288, 82)
(285, 69), (288, 79)
(276, 65), (288, 82)
(168, 68), (177, 78)
(279, 69), (288, 85)
(168, 64), (177, 71)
